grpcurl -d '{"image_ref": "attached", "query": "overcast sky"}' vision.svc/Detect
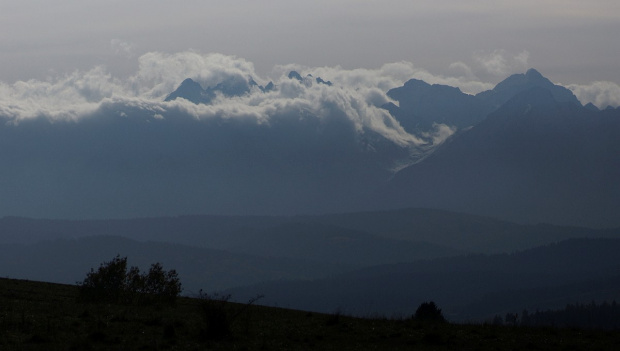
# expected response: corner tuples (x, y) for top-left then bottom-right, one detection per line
(1, 1), (620, 104)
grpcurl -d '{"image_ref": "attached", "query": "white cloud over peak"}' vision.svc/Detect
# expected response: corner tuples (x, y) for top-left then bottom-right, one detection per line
(473, 49), (531, 77)
(131, 52), (260, 99)
(0, 52), (442, 147)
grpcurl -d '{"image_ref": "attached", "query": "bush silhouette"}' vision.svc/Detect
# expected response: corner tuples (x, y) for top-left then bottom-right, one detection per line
(414, 301), (446, 322)
(142, 262), (182, 303)
(79, 255), (130, 302)
(79, 255), (181, 304)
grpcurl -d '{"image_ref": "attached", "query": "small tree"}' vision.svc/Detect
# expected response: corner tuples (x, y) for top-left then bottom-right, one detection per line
(414, 301), (446, 323)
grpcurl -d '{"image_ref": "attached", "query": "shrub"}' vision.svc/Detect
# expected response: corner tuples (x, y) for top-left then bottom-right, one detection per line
(79, 255), (182, 304)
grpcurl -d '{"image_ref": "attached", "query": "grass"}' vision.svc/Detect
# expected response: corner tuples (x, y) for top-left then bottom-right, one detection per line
(1, 277), (619, 350)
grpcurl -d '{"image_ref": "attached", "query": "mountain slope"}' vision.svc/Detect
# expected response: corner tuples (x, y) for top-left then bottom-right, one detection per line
(379, 87), (620, 227)
(164, 78), (216, 104)
(385, 79), (492, 132)
(164, 76), (267, 104)
(384, 68), (582, 134)
(0, 105), (410, 219)
(476, 68), (581, 110)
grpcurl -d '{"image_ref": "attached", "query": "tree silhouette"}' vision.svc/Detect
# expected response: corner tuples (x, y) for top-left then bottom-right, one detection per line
(79, 255), (130, 302)
(79, 255), (181, 304)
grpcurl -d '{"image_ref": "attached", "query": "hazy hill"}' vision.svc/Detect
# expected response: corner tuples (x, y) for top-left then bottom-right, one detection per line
(219, 221), (456, 266)
(225, 238), (620, 321)
(2, 209), (619, 298)
(3, 208), (618, 256)
(380, 88), (620, 228)
(297, 208), (620, 253)
(0, 235), (352, 293)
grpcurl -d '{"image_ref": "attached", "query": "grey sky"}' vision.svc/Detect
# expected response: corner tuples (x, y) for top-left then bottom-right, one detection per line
(1, 1), (620, 102)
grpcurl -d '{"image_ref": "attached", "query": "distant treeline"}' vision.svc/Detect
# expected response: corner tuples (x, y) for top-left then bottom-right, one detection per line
(495, 301), (620, 330)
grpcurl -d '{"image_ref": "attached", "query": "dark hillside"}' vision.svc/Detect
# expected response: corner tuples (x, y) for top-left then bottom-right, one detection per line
(1, 277), (619, 350)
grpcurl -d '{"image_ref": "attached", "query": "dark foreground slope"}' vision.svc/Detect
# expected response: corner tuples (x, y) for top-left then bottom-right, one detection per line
(2, 278), (619, 350)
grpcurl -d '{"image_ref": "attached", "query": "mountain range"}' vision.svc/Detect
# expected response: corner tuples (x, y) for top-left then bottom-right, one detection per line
(113, 68), (620, 228)
(0, 68), (618, 227)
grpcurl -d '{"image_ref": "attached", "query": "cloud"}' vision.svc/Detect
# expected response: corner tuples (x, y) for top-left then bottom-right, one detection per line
(427, 124), (457, 146)
(448, 61), (475, 80)
(567, 81), (620, 108)
(0, 52), (445, 148)
(473, 49), (530, 77)
(0, 50), (518, 160)
(408, 68), (493, 95)
(131, 52), (260, 99)
(110, 39), (135, 58)
(514, 50), (530, 67)
(0, 66), (121, 121)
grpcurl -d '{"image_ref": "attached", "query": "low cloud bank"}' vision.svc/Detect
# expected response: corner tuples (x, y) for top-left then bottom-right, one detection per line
(567, 81), (620, 109)
(1, 50), (616, 142)
(1, 52), (438, 147)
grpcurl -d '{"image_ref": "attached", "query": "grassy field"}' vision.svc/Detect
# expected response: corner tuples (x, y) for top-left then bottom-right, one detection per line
(1, 277), (619, 350)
